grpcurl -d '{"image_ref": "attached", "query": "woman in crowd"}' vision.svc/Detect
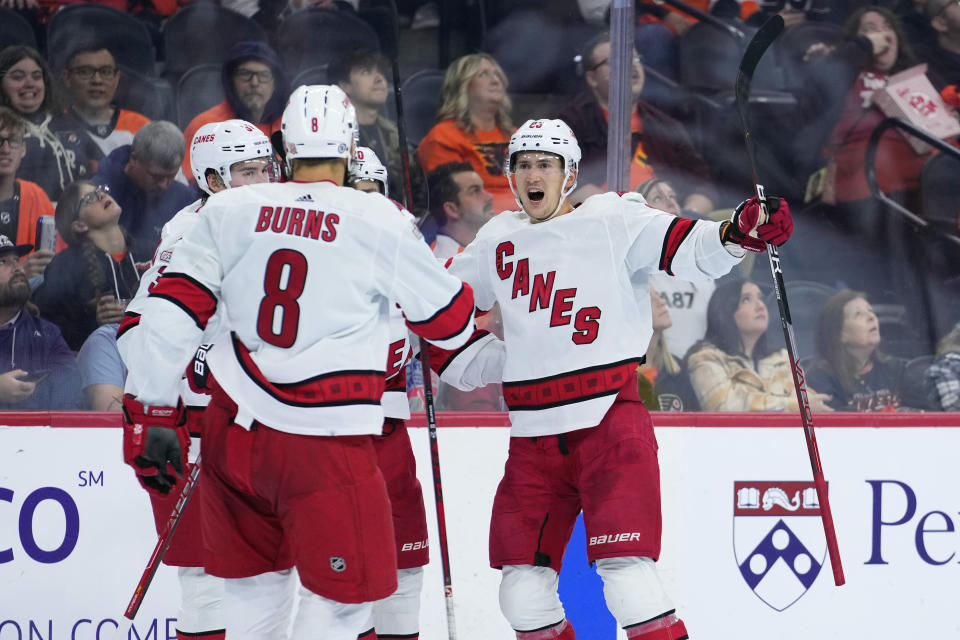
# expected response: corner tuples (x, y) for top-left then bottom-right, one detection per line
(0, 46), (94, 200)
(33, 180), (143, 351)
(806, 289), (908, 411)
(799, 7), (926, 206)
(926, 323), (960, 411)
(643, 286), (698, 411)
(416, 53), (516, 213)
(686, 279), (833, 412)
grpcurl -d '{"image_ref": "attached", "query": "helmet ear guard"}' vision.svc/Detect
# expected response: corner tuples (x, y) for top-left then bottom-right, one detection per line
(505, 119), (582, 220)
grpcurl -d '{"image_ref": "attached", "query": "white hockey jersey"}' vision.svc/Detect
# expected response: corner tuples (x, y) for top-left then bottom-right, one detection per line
(118, 198), (218, 406)
(124, 181), (475, 436)
(436, 191), (742, 437)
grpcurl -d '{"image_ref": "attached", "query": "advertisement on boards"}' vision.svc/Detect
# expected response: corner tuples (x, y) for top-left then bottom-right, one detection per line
(2, 417), (959, 639)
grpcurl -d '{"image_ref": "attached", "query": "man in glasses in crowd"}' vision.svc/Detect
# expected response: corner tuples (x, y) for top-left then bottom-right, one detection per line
(59, 41), (151, 164)
(0, 107), (55, 278)
(558, 32), (716, 214)
(181, 41), (289, 183)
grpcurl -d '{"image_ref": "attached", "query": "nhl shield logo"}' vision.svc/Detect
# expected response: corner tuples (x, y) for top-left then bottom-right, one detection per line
(733, 481), (826, 611)
(330, 556), (346, 573)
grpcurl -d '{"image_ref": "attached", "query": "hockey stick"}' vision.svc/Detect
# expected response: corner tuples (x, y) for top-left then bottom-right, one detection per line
(385, 2), (457, 637)
(119, 455), (203, 626)
(735, 15), (846, 587)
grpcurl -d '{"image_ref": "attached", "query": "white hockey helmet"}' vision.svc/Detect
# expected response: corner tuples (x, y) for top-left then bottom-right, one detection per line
(350, 146), (389, 196)
(281, 84), (358, 173)
(190, 119), (277, 195)
(505, 118), (581, 219)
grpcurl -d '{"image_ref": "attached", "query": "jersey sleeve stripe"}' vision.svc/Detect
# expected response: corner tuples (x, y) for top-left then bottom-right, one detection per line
(502, 358), (640, 411)
(148, 272), (218, 329)
(406, 282), (475, 342)
(116, 312), (141, 340)
(231, 334), (385, 408)
(429, 329), (492, 376)
(658, 217), (697, 276)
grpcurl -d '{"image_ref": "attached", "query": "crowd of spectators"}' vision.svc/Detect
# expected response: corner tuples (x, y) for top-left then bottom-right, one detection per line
(0, 0), (958, 413)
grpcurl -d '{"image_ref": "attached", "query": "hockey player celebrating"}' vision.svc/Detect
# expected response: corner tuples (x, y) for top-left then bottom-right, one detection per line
(118, 85), (476, 640)
(429, 118), (793, 639)
(117, 119), (278, 640)
(347, 146), (429, 640)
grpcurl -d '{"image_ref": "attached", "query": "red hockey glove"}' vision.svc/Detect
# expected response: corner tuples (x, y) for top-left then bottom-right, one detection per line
(121, 394), (189, 496)
(721, 195), (793, 252)
(756, 196), (793, 246)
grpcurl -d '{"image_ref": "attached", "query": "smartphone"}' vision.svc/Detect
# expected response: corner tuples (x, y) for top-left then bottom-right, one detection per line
(35, 217), (57, 252)
(23, 369), (50, 383)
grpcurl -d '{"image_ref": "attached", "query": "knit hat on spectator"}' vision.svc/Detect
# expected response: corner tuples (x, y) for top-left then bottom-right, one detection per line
(0, 235), (32, 257)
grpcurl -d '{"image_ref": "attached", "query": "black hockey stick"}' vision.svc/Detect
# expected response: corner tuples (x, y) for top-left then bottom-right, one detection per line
(117, 455), (203, 633)
(736, 15), (845, 587)
(386, 2), (458, 636)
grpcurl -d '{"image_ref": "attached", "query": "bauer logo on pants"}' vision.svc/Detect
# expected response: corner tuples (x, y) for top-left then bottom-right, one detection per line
(732, 481), (825, 611)
(330, 556), (346, 573)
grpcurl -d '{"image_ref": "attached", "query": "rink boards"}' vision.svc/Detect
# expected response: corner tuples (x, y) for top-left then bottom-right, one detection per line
(0, 411), (958, 639)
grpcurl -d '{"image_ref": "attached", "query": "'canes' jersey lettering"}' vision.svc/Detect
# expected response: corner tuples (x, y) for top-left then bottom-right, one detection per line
(125, 181), (475, 436)
(436, 191), (741, 437)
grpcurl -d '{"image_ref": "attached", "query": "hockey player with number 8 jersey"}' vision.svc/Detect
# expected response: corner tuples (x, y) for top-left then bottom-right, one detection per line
(427, 118), (794, 640)
(120, 86), (476, 640)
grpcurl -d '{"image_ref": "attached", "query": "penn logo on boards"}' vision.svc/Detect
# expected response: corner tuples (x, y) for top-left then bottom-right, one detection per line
(733, 481), (826, 611)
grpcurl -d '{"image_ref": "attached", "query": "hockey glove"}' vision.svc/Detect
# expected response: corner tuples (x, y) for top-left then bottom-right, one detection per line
(121, 394), (190, 496)
(721, 196), (793, 252)
(755, 196), (793, 246)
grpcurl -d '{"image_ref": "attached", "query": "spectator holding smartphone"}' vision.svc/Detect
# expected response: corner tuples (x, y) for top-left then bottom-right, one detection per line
(0, 107), (55, 278)
(0, 234), (82, 409)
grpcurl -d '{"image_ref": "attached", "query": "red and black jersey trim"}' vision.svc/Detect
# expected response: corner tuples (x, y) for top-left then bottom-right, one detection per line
(232, 334), (384, 407)
(384, 366), (407, 392)
(148, 272), (218, 330)
(116, 311), (141, 340)
(658, 217), (697, 276)
(503, 357), (640, 411)
(430, 329), (491, 376)
(406, 282), (474, 342)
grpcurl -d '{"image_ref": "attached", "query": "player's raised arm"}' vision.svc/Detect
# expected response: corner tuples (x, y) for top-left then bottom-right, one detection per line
(622, 192), (794, 282)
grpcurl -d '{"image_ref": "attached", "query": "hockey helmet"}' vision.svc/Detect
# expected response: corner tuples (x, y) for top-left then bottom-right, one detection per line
(505, 119), (581, 217)
(190, 119), (277, 196)
(281, 84), (358, 173)
(350, 146), (389, 196)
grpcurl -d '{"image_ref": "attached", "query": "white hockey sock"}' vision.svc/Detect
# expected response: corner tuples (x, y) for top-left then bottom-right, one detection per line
(223, 570), (295, 640)
(373, 567), (423, 636)
(595, 556), (675, 628)
(176, 566), (225, 634)
(290, 585), (373, 640)
(499, 565), (566, 632)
